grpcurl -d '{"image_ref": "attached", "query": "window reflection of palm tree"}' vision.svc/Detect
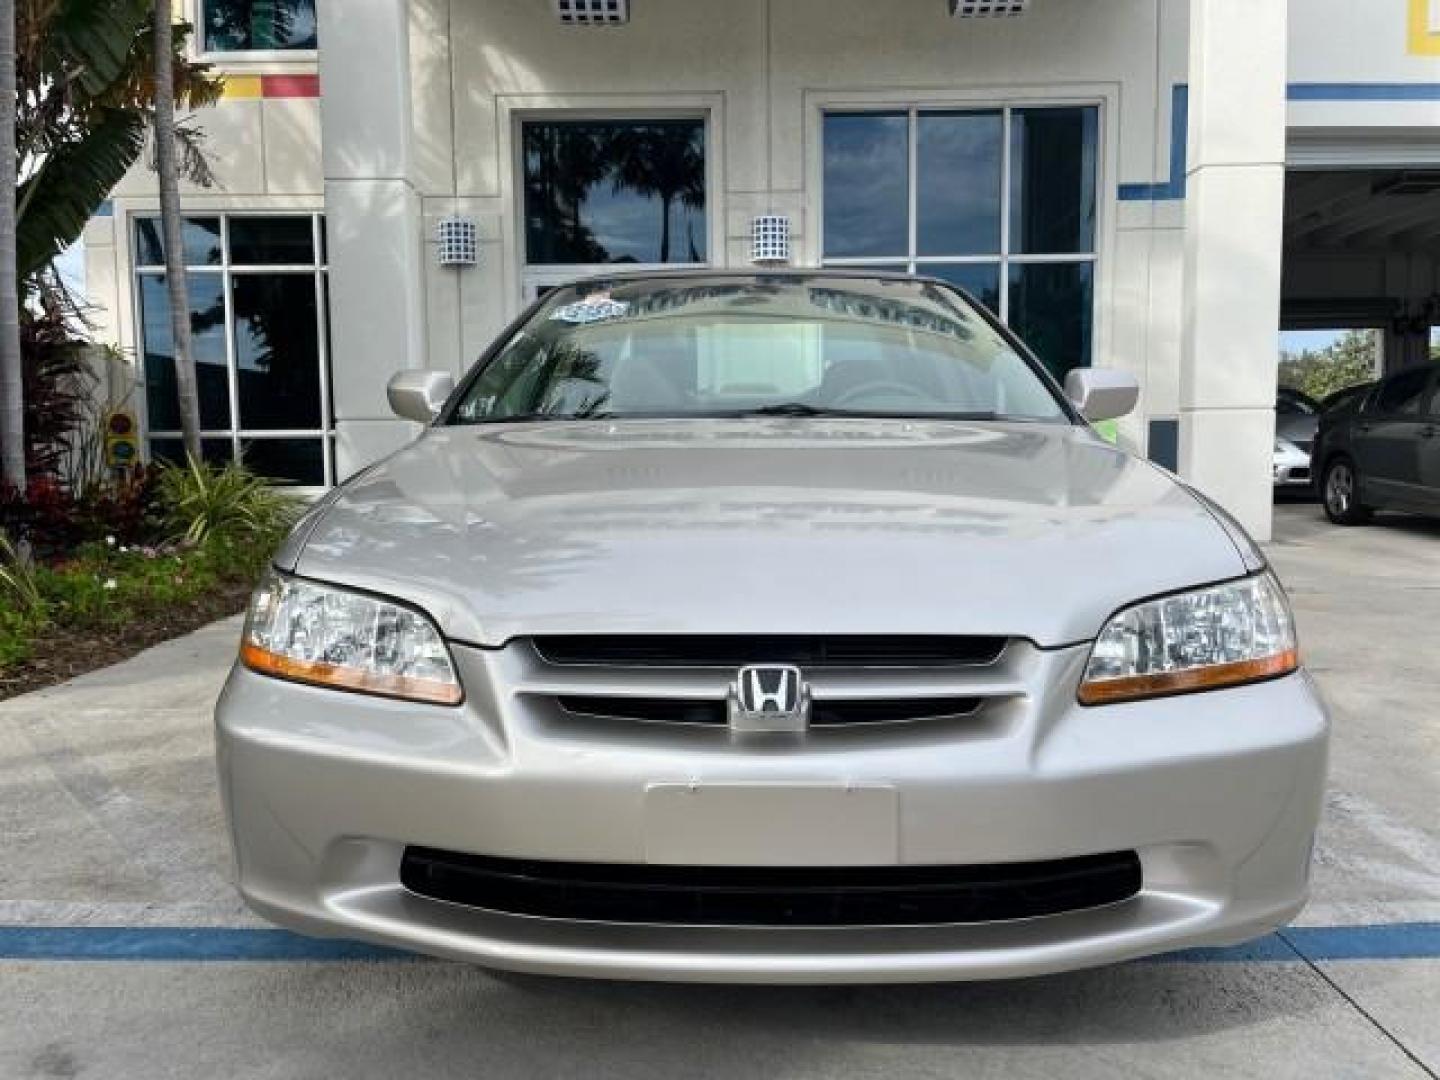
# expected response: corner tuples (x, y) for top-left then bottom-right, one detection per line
(205, 0), (313, 50)
(609, 125), (705, 264)
(525, 126), (610, 263)
(231, 278), (320, 427)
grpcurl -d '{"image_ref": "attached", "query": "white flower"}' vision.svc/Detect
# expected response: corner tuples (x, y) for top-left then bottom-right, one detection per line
(105, 536), (116, 547)
(103, 578), (118, 590)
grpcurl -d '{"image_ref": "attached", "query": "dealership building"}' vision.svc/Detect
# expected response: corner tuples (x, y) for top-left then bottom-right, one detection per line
(83, 0), (1440, 539)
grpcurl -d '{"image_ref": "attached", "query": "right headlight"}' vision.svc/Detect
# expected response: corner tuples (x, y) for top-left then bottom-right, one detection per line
(1077, 571), (1298, 705)
(240, 569), (462, 706)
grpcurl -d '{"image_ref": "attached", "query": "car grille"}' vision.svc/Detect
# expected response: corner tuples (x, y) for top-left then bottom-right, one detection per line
(556, 695), (984, 727)
(532, 635), (1007, 668)
(400, 848), (1143, 927)
(503, 635), (1023, 736)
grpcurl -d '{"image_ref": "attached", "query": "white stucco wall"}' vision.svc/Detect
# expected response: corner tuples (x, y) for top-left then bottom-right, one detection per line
(79, 0), (1440, 531)
(1289, 0), (1440, 134)
(314, 0), (1189, 473)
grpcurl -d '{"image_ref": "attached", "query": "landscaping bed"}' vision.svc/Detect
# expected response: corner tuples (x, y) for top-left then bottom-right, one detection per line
(2, 463), (298, 702)
(0, 543), (263, 701)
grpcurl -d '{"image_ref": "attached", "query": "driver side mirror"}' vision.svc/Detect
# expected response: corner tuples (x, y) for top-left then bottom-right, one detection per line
(1064, 368), (1139, 422)
(388, 370), (456, 423)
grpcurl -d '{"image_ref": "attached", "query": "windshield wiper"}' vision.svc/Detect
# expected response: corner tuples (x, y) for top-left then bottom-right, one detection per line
(724, 403), (1007, 421)
(730, 402), (852, 417)
(459, 411), (618, 425)
(457, 406), (1030, 424)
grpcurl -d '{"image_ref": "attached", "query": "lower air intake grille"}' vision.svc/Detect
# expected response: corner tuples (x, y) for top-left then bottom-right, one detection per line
(400, 849), (1142, 927)
(532, 635), (1007, 668)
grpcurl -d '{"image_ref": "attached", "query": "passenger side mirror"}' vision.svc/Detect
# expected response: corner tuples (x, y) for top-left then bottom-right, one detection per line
(388, 370), (456, 423)
(1064, 368), (1139, 422)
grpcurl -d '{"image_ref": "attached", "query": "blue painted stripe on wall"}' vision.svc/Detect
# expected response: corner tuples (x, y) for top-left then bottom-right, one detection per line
(2, 922), (1439, 964)
(1117, 81), (1440, 203)
(1289, 83), (1440, 102)
(1118, 85), (1189, 203)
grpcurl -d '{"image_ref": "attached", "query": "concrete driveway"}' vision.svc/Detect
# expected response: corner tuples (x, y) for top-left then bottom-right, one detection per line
(3, 503), (1438, 1078)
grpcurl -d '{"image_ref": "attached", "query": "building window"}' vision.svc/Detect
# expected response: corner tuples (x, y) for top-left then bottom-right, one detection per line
(134, 213), (333, 486)
(822, 106), (1098, 379)
(521, 117), (708, 271)
(202, 0), (318, 52)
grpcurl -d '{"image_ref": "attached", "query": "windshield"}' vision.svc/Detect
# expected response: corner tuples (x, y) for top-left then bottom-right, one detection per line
(448, 275), (1071, 424)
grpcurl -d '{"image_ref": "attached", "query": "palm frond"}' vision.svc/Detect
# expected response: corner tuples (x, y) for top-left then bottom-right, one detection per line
(16, 107), (146, 280)
(144, 115), (218, 189)
(0, 534), (44, 615)
(45, 0), (153, 98)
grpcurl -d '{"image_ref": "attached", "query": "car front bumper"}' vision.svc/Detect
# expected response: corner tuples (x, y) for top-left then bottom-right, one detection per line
(1274, 446), (1313, 488)
(215, 642), (1329, 983)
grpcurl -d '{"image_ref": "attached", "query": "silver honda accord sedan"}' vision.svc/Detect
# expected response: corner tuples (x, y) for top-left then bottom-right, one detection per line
(215, 270), (1328, 983)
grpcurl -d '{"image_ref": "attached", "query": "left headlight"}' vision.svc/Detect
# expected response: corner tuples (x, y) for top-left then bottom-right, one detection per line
(1077, 571), (1298, 705)
(240, 569), (463, 705)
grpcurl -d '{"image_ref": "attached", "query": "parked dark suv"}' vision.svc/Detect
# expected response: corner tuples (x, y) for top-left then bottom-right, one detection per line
(1313, 365), (1440, 524)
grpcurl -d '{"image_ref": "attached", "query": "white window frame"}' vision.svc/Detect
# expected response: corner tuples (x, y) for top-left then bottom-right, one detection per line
(498, 97), (725, 311)
(130, 211), (334, 487)
(805, 86), (1115, 372)
(817, 104), (1098, 324)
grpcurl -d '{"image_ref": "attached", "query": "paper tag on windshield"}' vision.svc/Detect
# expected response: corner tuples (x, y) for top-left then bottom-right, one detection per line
(551, 292), (630, 325)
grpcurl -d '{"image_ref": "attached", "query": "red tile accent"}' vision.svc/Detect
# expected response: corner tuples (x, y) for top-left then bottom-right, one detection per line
(260, 74), (320, 99)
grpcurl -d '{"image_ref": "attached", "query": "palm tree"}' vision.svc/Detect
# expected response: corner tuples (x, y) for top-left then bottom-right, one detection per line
(1, 0), (24, 493)
(153, 0), (201, 461)
(0, 1), (217, 495)
(13, 1), (220, 286)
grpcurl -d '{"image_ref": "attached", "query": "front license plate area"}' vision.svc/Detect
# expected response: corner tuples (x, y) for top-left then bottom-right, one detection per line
(644, 783), (899, 866)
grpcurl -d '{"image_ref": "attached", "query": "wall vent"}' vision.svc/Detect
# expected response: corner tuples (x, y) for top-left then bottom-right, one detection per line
(436, 216), (478, 267)
(554, 0), (630, 25)
(751, 215), (792, 264)
(949, 0), (1029, 17)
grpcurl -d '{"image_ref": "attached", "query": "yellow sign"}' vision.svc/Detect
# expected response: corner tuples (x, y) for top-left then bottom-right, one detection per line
(104, 410), (141, 469)
(1408, 0), (1440, 55)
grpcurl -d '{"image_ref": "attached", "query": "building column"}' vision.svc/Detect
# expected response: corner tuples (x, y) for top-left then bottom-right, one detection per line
(1178, 0), (1288, 542)
(319, 0), (426, 480)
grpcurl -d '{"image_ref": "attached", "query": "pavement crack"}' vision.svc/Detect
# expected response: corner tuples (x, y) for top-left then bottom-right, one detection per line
(1277, 928), (1439, 1079)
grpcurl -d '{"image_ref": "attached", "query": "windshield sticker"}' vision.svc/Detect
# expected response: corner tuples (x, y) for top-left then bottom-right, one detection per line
(550, 294), (631, 325)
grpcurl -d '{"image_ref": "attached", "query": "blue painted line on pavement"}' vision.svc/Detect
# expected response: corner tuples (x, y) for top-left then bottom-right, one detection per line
(1155, 934), (1298, 963)
(1, 922), (1438, 964)
(1283, 922), (1440, 961)
(0, 927), (405, 962)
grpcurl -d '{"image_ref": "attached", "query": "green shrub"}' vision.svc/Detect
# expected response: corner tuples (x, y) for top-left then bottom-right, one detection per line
(2, 459), (303, 685)
(0, 533), (44, 614)
(0, 605), (36, 669)
(157, 459), (301, 547)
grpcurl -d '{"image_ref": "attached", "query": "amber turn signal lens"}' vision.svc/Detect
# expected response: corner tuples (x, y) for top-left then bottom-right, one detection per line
(241, 641), (464, 706)
(1077, 647), (1299, 705)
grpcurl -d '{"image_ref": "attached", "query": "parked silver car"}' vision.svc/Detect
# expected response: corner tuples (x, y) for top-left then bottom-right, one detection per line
(1274, 388), (1321, 490)
(216, 271), (1328, 983)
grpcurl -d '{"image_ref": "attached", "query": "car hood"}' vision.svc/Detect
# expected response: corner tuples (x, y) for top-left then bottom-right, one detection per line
(1277, 413), (1319, 445)
(291, 420), (1250, 647)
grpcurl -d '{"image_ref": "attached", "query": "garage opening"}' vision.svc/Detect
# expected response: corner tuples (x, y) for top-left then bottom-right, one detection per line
(1278, 168), (1440, 495)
